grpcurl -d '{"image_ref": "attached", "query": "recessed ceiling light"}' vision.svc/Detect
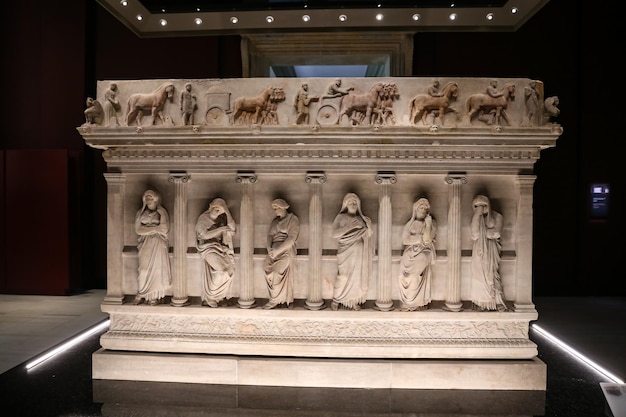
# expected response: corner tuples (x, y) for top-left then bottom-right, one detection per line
(511, 7), (519, 14)
(339, 14), (347, 22)
(159, 19), (167, 26)
(412, 13), (420, 21)
(449, 13), (457, 21)
(302, 14), (310, 22)
(266, 15), (274, 23)
(230, 16), (238, 24)
(120, 0), (128, 6)
(486, 13), (494, 21)
(376, 13), (384, 21)
(136, 14), (143, 21)
(194, 18), (202, 25)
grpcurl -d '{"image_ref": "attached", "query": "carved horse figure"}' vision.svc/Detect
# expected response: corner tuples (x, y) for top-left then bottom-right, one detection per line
(338, 83), (390, 126)
(465, 82), (516, 126)
(408, 82), (459, 126)
(126, 83), (175, 126)
(231, 86), (285, 125)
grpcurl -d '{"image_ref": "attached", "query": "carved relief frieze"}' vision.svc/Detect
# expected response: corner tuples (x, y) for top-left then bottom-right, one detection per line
(79, 77), (561, 133)
(109, 312), (530, 341)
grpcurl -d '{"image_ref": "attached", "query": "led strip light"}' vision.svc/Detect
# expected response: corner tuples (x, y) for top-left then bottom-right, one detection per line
(25, 319), (110, 371)
(532, 324), (624, 384)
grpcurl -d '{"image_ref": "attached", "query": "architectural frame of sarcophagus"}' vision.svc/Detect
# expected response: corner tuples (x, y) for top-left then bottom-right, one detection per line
(78, 76), (562, 391)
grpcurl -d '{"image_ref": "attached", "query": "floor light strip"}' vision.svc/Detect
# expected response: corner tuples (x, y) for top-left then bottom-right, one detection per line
(25, 319), (110, 371)
(532, 324), (624, 384)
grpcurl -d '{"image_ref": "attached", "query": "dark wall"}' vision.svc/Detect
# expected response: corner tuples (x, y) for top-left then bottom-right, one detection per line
(2, 0), (622, 295)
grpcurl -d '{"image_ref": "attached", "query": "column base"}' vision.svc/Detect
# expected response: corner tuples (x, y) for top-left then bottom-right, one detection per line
(442, 302), (464, 312)
(170, 297), (190, 307)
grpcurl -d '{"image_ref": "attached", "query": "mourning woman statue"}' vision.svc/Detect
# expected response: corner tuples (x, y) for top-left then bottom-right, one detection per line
(262, 199), (300, 309)
(195, 198), (236, 308)
(470, 194), (507, 311)
(398, 198), (437, 311)
(133, 189), (172, 305)
(331, 193), (373, 311)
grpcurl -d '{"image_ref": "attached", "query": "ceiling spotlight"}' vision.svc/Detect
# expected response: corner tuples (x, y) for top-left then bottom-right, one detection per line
(194, 17), (202, 25)
(159, 18), (167, 26)
(511, 7), (518, 14)
(120, 0), (128, 6)
(486, 13), (494, 21)
(196, 8), (200, 12)
(377, 3), (382, 7)
(136, 14), (143, 21)
(161, 9), (165, 13)
(376, 13), (384, 21)
(230, 16), (238, 24)
(266, 15), (274, 23)
(412, 13), (420, 21)
(449, 13), (457, 21)
(302, 14), (311, 22)
(338, 14), (347, 22)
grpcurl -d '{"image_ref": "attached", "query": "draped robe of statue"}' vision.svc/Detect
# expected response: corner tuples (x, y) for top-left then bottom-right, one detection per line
(331, 193), (373, 310)
(470, 194), (507, 311)
(263, 211), (300, 307)
(398, 199), (437, 311)
(134, 190), (172, 304)
(195, 199), (236, 307)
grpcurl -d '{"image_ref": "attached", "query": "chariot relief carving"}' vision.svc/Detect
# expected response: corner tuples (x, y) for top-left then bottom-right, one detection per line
(83, 77), (561, 130)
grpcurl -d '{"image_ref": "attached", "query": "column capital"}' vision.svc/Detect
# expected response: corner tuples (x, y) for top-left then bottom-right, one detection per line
(444, 174), (468, 185)
(236, 171), (258, 184)
(375, 171), (397, 185)
(168, 171), (190, 183)
(305, 171), (327, 184)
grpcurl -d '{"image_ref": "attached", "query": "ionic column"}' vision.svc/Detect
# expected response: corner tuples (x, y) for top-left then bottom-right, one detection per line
(305, 171), (326, 310)
(169, 172), (190, 307)
(236, 171), (257, 309)
(514, 175), (537, 312)
(375, 172), (396, 311)
(103, 173), (125, 305)
(444, 174), (467, 312)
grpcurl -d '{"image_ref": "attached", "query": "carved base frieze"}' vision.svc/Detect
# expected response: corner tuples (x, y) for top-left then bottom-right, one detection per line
(101, 303), (538, 360)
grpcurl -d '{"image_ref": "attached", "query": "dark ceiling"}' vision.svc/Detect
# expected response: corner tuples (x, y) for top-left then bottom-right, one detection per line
(98, 0), (549, 37)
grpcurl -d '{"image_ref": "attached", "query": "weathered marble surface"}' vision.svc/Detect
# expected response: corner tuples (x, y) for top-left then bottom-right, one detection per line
(78, 77), (562, 390)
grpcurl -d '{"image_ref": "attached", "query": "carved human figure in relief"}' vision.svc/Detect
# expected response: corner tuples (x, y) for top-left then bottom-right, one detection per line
(103, 83), (121, 127)
(522, 80), (540, 126)
(134, 189), (172, 305)
(470, 195), (507, 311)
(428, 79), (443, 97)
(486, 79), (503, 98)
(398, 198), (437, 311)
(83, 97), (103, 125)
(322, 79), (354, 99)
(262, 199), (300, 309)
(543, 96), (560, 124)
(180, 82), (198, 126)
(294, 83), (319, 125)
(331, 193), (373, 311)
(195, 198), (236, 308)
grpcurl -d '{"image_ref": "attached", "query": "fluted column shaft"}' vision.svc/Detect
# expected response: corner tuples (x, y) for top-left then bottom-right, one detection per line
(375, 172), (396, 311)
(444, 174), (467, 312)
(237, 172), (257, 308)
(169, 172), (190, 307)
(305, 172), (326, 310)
(103, 173), (125, 305)
(515, 175), (537, 312)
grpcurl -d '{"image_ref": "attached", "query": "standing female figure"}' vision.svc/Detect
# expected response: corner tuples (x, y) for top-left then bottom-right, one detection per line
(470, 194), (507, 311)
(134, 189), (172, 305)
(331, 193), (373, 311)
(398, 198), (437, 311)
(263, 199), (300, 309)
(196, 198), (236, 308)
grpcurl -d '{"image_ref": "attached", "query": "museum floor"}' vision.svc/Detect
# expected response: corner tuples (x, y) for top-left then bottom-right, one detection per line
(0, 290), (624, 417)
